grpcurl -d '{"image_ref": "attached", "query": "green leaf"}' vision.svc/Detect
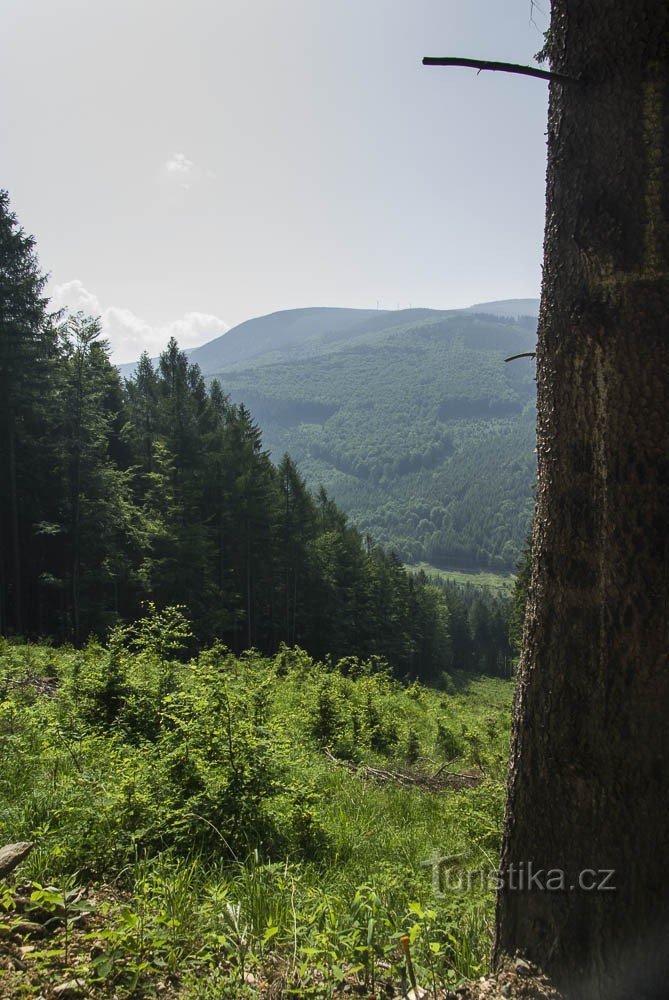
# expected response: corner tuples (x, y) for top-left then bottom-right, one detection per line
(262, 924), (279, 944)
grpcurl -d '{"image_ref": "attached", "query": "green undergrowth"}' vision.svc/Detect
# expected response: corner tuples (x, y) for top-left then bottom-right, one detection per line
(407, 563), (515, 595)
(0, 608), (513, 997)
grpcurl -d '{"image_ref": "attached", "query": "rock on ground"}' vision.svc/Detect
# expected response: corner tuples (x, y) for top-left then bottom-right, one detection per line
(0, 843), (33, 880)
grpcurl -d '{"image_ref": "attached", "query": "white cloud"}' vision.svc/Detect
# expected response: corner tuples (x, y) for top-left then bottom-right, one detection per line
(50, 279), (229, 364)
(161, 152), (216, 191)
(165, 152), (196, 176)
(51, 278), (100, 315)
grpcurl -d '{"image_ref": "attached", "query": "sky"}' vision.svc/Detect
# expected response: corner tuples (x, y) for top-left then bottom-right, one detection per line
(1, 0), (550, 362)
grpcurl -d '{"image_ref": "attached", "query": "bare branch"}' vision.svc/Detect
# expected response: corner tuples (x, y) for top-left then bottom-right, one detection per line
(504, 352), (536, 363)
(422, 57), (577, 84)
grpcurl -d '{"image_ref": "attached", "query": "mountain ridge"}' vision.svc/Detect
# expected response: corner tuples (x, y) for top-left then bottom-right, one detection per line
(117, 299), (539, 376)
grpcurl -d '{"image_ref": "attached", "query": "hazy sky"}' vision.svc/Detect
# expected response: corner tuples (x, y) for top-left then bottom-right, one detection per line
(2, 0), (550, 361)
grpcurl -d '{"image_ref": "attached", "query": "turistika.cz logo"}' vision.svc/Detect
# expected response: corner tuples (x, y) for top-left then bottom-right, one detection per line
(422, 855), (617, 896)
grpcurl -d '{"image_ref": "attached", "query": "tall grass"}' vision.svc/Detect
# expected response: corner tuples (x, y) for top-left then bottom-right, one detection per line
(0, 625), (513, 997)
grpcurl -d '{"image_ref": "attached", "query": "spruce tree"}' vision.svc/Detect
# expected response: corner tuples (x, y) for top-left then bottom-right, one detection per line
(0, 190), (54, 634)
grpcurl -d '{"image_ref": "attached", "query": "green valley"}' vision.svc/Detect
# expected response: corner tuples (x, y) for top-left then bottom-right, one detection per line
(191, 305), (538, 572)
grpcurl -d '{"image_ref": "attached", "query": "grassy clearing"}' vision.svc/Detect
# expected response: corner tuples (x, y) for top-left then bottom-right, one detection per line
(0, 611), (513, 997)
(408, 563), (515, 595)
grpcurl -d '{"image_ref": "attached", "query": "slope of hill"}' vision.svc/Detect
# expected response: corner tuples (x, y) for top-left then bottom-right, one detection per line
(188, 305), (449, 372)
(200, 305), (538, 571)
(1, 636), (512, 996)
(189, 306), (378, 371)
(117, 306), (449, 379)
(466, 298), (540, 318)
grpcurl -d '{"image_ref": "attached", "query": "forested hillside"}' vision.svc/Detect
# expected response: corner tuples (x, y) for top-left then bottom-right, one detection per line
(198, 309), (537, 571)
(0, 191), (513, 678)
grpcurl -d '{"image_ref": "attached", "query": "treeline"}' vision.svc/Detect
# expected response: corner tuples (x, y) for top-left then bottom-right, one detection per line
(0, 190), (523, 681)
(0, 191), (467, 679)
(430, 579), (514, 678)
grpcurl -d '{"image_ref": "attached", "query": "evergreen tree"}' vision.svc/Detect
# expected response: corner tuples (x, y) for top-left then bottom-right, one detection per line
(60, 314), (140, 636)
(122, 351), (160, 474)
(276, 454), (316, 645)
(0, 190), (54, 633)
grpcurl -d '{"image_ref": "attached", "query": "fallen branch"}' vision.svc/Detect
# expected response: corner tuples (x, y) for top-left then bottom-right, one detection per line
(323, 748), (482, 791)
(431, 756), (462, 779)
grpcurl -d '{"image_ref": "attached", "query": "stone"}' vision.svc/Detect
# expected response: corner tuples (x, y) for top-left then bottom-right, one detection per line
(0, 843), (33, 880)
(52, 980), (85, 998)
(11, 920), (45, 938)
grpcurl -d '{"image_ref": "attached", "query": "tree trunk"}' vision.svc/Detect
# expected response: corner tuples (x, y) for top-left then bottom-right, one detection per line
(495, 3), (669, 997)
(494, 4), (669, 998)
(8, 408), (21, 634)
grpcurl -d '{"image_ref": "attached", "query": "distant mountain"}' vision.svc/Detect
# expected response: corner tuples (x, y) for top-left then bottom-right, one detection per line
(467, 298), (540, 318)
(188, 301), (540, 375)
(197, 304), (538, 572)
(190, 307), (380, 372)
(188, 306), (451, 374)
(117, 306), (438, 378)
(118, 299), (539, 377)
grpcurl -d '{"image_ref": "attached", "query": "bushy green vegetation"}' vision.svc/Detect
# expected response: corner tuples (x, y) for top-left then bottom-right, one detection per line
(0, 613), (513, 997)
(211, 312), (537, 572)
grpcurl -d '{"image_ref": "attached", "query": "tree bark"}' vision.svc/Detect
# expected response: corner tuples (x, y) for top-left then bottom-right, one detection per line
(8, 408), (21, 634)
(494, 4), (669, 998)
